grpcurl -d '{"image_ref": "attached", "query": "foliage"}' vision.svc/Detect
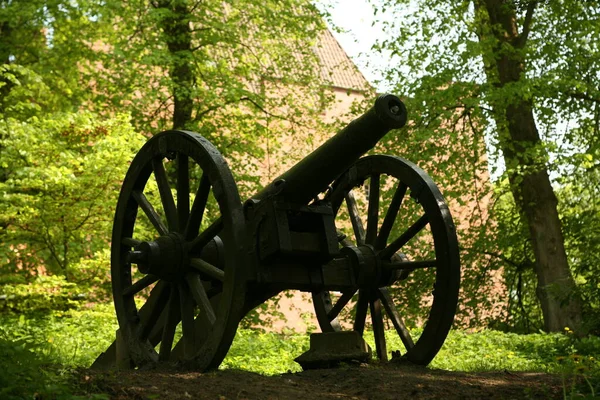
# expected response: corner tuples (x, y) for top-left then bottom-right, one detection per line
(0, 64), (53, 120)
(0, 275), (89, 314)
(239, 293), (289, 332)
(0, 303), (118, 367)
(0, 0), (100, 116)
(1, 0), (338, 300)
(79, 0), (335, 199)
(0, 112), (146, 281)
(0, 303), (117, 399)
(0, 337), (73, 400)
(369, 0), (600, 332)
(558, 169), (600, 334)
(432, 330), (600, 398)
(430, 330), (599, 374)
(1, 305), (599, 395)
(91, 0), (326, 127)
(484, 184), (543, 333)
(486, 170), (600, 335)
(223, 329), (310, 375)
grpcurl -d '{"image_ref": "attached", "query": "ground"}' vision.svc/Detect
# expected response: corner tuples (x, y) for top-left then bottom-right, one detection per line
(80, 362), (565, 399)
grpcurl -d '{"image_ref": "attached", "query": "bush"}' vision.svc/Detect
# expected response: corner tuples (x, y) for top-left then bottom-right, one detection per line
(0, 302), (117, 398)
(0, 275), (90, 314)
(0, 337), (71, 399)
(223, 329), (310, 375)
(0, 112), (146, 283)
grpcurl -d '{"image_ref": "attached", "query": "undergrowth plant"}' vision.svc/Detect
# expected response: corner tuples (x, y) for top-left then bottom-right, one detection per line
(1, 305), (599, 397)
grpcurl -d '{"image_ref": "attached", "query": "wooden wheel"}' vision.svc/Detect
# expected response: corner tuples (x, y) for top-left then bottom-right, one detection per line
(313, 155), (460, 365)
(111, 130), (245, 370)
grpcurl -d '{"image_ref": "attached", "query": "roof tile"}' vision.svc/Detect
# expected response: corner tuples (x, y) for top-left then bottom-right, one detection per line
(315, 29), (371, 92)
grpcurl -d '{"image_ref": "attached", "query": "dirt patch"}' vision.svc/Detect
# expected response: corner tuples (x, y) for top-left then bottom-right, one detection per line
(79, 362), (564, 399)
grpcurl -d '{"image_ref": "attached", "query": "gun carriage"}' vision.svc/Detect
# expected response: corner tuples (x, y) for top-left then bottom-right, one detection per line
(94, 94), (460, 371)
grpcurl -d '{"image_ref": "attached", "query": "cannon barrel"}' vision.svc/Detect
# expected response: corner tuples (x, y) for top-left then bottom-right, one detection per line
(252, 94), (407, 204)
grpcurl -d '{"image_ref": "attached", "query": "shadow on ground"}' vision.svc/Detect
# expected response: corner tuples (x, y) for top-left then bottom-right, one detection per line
(80, 362), (564, 399)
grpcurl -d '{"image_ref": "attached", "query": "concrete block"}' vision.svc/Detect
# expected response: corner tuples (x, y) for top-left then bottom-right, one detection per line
(294, 331), (371, 370)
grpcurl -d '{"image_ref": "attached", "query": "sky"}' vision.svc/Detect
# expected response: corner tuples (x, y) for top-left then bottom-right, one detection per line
(319, 0), (386, 90)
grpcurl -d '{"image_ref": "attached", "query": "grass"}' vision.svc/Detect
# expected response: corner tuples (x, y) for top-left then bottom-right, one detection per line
(1, 304), (599, 398)
(0, 303), (117, 399)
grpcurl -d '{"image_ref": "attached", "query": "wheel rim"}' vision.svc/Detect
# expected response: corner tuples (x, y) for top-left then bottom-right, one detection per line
(111, 130), (245, 370)
(313, 155), (460, 365)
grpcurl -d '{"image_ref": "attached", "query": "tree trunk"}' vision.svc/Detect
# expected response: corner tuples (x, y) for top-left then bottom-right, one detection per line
(155, 0), (194, 130)
(479, 0), (584, 333)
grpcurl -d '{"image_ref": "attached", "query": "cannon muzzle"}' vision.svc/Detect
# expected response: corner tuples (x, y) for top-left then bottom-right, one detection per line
(253, 94), (407, 204)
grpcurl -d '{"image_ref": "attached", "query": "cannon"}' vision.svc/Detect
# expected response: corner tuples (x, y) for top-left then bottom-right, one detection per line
(93, 94), (460, 371)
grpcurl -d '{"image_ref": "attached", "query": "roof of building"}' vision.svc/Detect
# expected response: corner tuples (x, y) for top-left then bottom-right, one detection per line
(314, 29), (371, 92)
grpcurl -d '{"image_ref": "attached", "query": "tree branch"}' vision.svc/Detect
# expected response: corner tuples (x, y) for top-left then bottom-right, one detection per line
(147, 94), (174, 123)
(194, 96), (288, 122)
(516, 1), (537, 48)
(461, 246), (533, 271)
(568, 90), (600, 104)
(190, 27), (212, 34)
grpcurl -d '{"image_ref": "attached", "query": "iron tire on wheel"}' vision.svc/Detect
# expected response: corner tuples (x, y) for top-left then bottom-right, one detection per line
(111, 130), (245, 370)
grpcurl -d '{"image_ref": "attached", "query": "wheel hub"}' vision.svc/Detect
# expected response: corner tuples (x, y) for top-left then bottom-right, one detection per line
(134, 232), (189, 282)
(341, 244), (382, 288)
(340, 245), (408, 288)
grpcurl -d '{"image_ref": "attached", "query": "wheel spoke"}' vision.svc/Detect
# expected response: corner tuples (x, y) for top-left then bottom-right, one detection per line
(138, 282), (170, 342)
(132, 190), (169, 236)
(380, 214), (429, 260)
(177, 154), (190, 233)
(365, 174), (380, 245)
(353, 290), (368, 334)
(346, 191), (365, 245)
(187, 273), (217, 326)
(153, 157), (178, 232)
(313, 291), (341, 332)
(169, 289), (216, 361)
(189, 218), (223, 253)
(122, 237), (141, 247)
(382, 259), (437, 271)
(185, 173), (211, 240)
(159, 284), (181, 361)
(375, 181), (407, 250)
(132, 280), (168, 322)
(123, 274), (159, 297)
(370, 296), (388, 361)
(147, 304), (169, 347)
(378, 288), (414, 350)
(327, 290), (356, 321)
(179, 282), (196, 355)
(189, 258), (224, 282)
(206, 284), (223, 299)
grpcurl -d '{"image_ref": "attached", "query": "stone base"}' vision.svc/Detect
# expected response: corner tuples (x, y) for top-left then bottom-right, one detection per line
(294, 331), (371, 370)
